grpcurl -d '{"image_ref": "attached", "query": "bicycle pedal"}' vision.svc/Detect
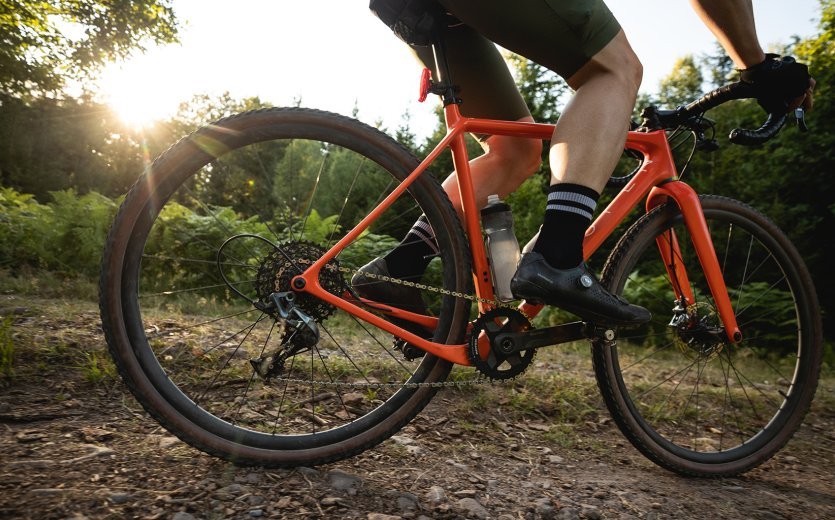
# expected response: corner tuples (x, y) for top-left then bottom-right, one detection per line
(585, 324), (616, 341)
(393, 338), (426, 361)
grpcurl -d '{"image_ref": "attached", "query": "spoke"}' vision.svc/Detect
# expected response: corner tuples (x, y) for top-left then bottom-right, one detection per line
(273, 351), (298, 435)
(146, 308), (261, 339)
(670, 353), (706, 448)
(233, 321), (277, 424)
(139, 279), (257, 298)
(721, 222), (733, 275)
(310, 341), (315, 433)
(181, 184), (261, 261)
(369, 178), (395, 212)
(718, 351), (748, 449)
(735, 274), (789, 323)
(633, 356), (701, 402)
(200, 317), (266, 357)
(298, 152), (328, 242)
(650, 356), (697, 427)
(312, 344), (352, 419)
(340, 236), (439, 268)
(346, 314), (414, 378)
(196, 314), (267, 405)
(343, 204), (423, 254)
(250, 145), (286, 244)
(327, 157), (366, 247)
(619, 340), (677, 373)
(142, 254), (258, 269)
(319, 323), (374, 385)
(735, 234), (755, 310)
(739, 252), (775, 287)
(364, 204), (422, 236)
(665, 230), (688, 302)
(726, 354), (783, 410)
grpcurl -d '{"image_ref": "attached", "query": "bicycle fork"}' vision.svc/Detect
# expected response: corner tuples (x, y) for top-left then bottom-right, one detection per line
(646, 182), (743, 344)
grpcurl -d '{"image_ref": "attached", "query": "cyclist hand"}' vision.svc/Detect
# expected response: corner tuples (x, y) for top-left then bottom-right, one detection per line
(740, 54), (814, 114)
(789, 76), (815, 112)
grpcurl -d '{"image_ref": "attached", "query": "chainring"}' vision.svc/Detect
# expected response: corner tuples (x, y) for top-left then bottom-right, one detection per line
(255, 241), (343, 322)
(468, 308), (535, 380)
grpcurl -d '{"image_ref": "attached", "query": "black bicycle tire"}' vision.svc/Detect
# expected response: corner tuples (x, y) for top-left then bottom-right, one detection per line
(99, 107), (473, 467)
(592, 195), (822, 477)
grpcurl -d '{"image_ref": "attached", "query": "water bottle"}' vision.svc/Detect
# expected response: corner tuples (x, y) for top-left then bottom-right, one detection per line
(481, 194), (521, 301)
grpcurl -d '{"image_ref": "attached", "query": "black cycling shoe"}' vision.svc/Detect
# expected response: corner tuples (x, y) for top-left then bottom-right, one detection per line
(510, 252), (651, 326)
(351, 258), (431, 353)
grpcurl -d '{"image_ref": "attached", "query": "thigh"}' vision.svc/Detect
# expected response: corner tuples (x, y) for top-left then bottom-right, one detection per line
(439, 0), (621, 80)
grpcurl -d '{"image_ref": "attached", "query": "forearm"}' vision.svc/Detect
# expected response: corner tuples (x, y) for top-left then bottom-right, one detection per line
(689, 0), (765, 68)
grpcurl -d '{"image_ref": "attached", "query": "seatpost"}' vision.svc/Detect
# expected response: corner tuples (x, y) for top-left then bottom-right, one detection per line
(430, 33), (459, 106)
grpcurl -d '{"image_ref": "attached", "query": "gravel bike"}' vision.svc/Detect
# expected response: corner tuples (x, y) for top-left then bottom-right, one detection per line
(99, 38), (822, 477)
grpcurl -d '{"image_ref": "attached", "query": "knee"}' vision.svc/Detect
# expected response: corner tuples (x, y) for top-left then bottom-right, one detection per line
(489, 136), (543, 182)
(623, 50), (643, 96)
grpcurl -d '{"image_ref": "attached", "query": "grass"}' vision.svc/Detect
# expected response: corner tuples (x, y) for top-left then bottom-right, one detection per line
(0, 268), (98, 301)
(0, 314), (13, 378)
(79, 351), (115, 383)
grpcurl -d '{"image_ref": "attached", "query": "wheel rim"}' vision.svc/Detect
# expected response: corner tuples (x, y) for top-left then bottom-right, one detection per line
(606, 204), (811, 462)
(117, 114), (466, 448)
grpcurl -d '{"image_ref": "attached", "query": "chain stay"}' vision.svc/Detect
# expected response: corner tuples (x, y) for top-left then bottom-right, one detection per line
(266, 258), (523, 388)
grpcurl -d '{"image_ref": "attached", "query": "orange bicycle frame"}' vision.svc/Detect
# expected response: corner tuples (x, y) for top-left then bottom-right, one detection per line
(294, 101), (742, 366)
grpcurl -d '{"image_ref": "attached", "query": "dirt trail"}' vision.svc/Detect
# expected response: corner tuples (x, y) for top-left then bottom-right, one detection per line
(1, 297), (833, 519)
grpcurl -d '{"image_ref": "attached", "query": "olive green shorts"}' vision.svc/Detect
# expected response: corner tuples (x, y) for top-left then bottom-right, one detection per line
(411, 0), (621, 139)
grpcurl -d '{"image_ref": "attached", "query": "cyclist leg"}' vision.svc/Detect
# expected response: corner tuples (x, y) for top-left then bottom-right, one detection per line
(438, 0), (649, 324)
(412, 23), (543, 219)
(355, 21), (541, 295)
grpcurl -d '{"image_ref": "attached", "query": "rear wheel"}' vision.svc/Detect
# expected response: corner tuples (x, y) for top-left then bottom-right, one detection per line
(99, 108), (472, 466)
(593, 195), (822, 476)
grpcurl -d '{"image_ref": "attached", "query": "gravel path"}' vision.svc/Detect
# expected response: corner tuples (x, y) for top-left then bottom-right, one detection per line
(1, 298), (833, 519)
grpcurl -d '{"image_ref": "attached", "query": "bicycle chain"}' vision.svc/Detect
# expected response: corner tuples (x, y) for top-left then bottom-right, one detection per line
(295, 257), (519, 310)
(268, 375), (491, 389)
(264, 258), (528, 388)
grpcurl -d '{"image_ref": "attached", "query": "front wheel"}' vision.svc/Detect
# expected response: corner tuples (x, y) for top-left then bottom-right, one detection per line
(593, 195), (822, 477)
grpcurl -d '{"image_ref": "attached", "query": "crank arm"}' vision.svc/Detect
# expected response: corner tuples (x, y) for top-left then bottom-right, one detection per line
(493, 321), (587, 354)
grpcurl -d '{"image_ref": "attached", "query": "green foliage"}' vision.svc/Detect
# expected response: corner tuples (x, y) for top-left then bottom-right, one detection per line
(0, 315), (13, 378)
(0, 94), (172, 199)
(0, 186), (117, 274)
(506, 175), (546, 245)
(657, 55), (704, 108)
(0, 0), (179, 96)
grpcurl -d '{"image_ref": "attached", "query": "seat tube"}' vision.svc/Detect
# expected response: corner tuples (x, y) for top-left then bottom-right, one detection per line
(445, 109), (495, 310)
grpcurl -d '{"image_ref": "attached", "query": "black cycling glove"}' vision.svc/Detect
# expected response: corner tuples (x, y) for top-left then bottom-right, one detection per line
(739, 54), (811, 114)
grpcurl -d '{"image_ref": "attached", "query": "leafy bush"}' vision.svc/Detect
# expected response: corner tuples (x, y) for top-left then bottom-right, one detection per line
(0, 187), (118, 276)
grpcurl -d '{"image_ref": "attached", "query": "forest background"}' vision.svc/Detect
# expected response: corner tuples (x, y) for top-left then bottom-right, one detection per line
(1, 0), (833, 356)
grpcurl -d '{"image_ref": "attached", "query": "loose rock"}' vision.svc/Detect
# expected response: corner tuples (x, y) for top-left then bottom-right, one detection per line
(327, 470), (363, 496)
(426, 485), (446, 505)
(456, 497), (488, 519)
(535, 497), (556, 519)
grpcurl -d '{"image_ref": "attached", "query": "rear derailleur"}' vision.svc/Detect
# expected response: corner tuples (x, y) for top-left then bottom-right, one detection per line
(249, 292), (320, 381)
